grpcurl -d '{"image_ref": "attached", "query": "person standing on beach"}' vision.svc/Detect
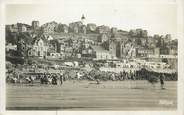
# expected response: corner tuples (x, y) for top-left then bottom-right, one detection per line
(160, 73), (165, 89)
(59, 73), (64, 85)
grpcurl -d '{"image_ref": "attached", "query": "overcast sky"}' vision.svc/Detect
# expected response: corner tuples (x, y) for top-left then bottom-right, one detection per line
(5, 1), (177, 38)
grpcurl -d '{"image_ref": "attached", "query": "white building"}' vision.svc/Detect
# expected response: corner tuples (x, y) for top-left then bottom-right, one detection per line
(28, 38), (48, 58)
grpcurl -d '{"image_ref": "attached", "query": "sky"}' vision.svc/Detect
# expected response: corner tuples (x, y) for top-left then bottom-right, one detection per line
(5, 1), (177, 38)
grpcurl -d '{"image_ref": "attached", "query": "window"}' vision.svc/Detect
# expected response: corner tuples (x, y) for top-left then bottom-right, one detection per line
(101, 55), (103, 59)
(28, 51), (31, 56)
(38, 51), (40, 56)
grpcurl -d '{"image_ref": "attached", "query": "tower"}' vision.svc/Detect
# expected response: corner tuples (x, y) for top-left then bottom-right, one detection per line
(81, 14), (86, 25)
(32, 21), (39, 30)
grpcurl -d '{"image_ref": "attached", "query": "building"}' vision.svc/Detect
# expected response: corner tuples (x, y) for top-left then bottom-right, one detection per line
(17, 34), (33, 57)
(17, 23), (27, 32)
(81, 25), (87, 34)
(140, 37), (147, 47)
(160, 47), (169, 55)
(116, 41), (124, 58)
(136, 47), (154, 58)
(154, 48), (160, 56)
(92, 46), (117, 60)
(87, 23), (96, 33)
(32, 21), (39, 30)
(47, 52), (61, 59)
(81, 48), (94, 57)
(49, 39), (65, 53)
(108, 40), (117, 57)
(97, 33), (109, 43)
(62, 24), (69, 33)
(169, 48), (177, 55)
(147, 54), (177, 70)
(129, 29), (137, 37)
(141, 30), (148, 38)
(101, 39), (118, 58)
(64, 47), (73, 57)
(96, 25), (110, 34)
(46, 35), (54, 41)
(111, 27), (117, 34)
(41, 21), (58, 33)
(147, 36), (156, 48)
(6, 43), (17, 52)
(116, 41), (136, 58)
(27, 37), (48, 58)
(6, 24), (18, 33)
(69, 21), (83, 33)
(55, 24), (69, 33)
(111, 31), (129, 41)
(129, 29), (148, 38)
(81, 14), (86, 25)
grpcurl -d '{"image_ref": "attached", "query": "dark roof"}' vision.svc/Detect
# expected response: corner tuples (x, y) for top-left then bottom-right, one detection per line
(81, 14), (85, 19)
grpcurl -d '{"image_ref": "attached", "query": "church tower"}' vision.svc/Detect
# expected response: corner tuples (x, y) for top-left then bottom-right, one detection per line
(81, 14), (86, 25)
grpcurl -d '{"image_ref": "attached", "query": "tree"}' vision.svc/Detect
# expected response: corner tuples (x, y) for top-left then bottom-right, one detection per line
(6, 30), (18, 45)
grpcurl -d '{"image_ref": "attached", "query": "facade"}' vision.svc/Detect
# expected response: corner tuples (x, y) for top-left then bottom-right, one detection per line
(62, 24), (69, 33)
(17, 39), (28, 57)
(41, 21), (58, 33)
(102, 39), (118, 57)
(111, 27), (118, 34)
(49, 39), (65, 53)
(81, 14), (86, 25)
(73, 25), (79, 33)
(97, 33), (109, 43)
(17, 23), (27, 32)
(55, 24), (69, 33)
(6, 43), (17, 52)
(129, 29), (148, 38)
(160, 47), (169, 55)
(47, 52), (61, 59)
(116, 41), (136, 58)
(116, 41), (124, 58)
(69, 21), (83, 33)
(81, 25), (87, 34)
(169, 48), (177, 55)
(141, 30), (148, 38)
(92, 46), (116, 60)
(96, 25), (110, 34)
(87, 23), (97, 33)
(154, 48), (160, 56)
(81, 48), (94, 57)
(147, 36), (156, 48)
(32, 21), (39, 30)
(27, 38), (48, 58)
(108, 40), (117, 57)
(136, 47), (154, 58)
(46, 35), (54, 41)
(6, 24), (18, 33)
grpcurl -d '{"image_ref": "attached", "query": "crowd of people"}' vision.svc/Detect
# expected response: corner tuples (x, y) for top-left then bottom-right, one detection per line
(6, 68), (177, 86)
